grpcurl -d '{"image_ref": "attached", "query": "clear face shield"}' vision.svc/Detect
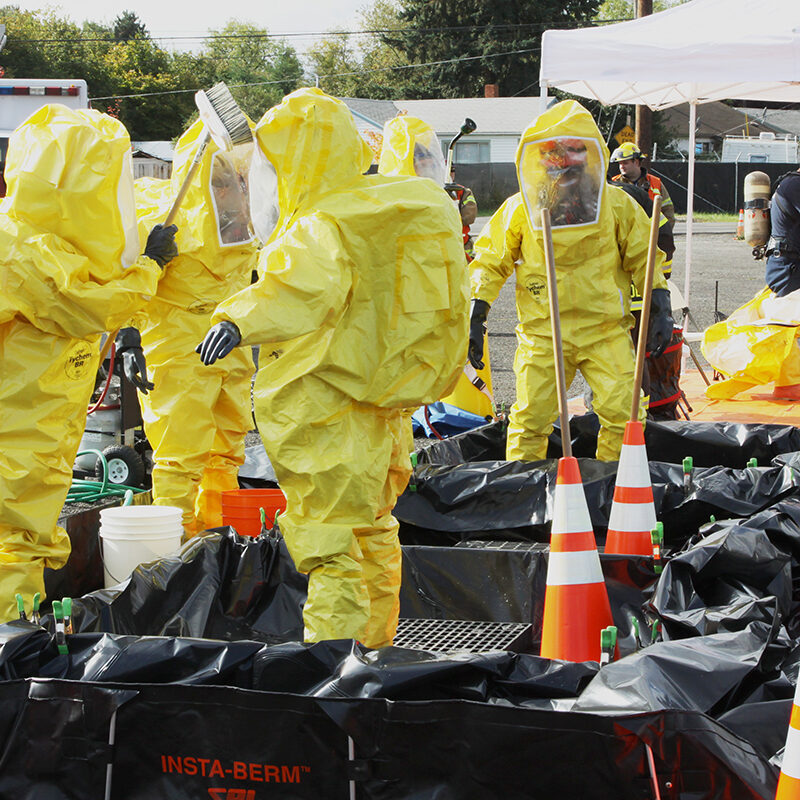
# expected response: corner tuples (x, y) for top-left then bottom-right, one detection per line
(210, 145), (255, 247)
(247, 146), (281, 245)
(117, 150), (140, 268)
(518, 137), (604, 229)
(413, 137), (447, 186)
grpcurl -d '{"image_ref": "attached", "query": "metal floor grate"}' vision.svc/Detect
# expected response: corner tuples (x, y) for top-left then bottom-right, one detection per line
(455, 540), (549, 552)
(394, 618), (531, 653)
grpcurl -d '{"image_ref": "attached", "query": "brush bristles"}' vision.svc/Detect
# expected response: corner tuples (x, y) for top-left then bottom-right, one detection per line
(202, 82), (252, 147)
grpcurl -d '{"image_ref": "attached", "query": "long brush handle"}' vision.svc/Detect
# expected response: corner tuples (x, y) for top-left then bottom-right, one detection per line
(541, 208), (571, 458)
(631, 194), (663, 422)
(163, 128), (210, 227)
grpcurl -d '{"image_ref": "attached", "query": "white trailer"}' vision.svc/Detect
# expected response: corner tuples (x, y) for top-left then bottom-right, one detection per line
(721, 132), (800, 163)
(0, 78), (90, 169)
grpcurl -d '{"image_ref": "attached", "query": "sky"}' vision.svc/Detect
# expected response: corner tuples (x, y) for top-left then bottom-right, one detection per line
(6, 1), (369, 49)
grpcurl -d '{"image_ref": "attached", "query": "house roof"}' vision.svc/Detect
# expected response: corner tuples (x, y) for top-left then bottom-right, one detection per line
(131, 141), (174, 161)
(340, 96), (542, 137)
(395, 97), (541, 136)
(658, 101), (783, 142)
(339, 98), (399, 128)
(735, 107), (800, 137)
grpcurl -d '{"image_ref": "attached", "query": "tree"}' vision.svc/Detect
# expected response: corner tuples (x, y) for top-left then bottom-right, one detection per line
(382, 0), (602, 98)
(199, 21), (303, 120)
(595, 0), (689, 20)
(113, 11), (147, 42)
(306, 34), (362, 97)
(306, 1), (408, 99)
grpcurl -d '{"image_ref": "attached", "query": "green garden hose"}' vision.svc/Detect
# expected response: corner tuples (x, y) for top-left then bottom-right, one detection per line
(66, 449), (147, 504)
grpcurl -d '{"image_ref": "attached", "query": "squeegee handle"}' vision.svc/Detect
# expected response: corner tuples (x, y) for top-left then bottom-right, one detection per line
(631, 194), (663, 421)
(163, 128), (210, 227)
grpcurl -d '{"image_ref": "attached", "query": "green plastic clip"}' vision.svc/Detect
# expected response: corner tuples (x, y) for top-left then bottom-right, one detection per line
(650, 620), (661, 643)
(600, 625), (618, 665)
(650, 522), (664, 574)
(260, 507), (267, 529)
(32, 592), (41, 626)
(631, 616), (641, 645)
(52, 601), (68, 655)
(62, 597), (73, 636)
(747, 457), (758, 468)
(15, 593), (26, 621)
(409, 452), (418, 493)
(682, 456), (693, 473)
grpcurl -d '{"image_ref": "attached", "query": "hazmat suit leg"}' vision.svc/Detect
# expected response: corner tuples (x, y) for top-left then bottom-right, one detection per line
(256, 373), (411, 648)
(140, 320), (254, 538)
(194, 363), (255, 530)
(506, 335), (574, 461)
(0, 320), (99, 621)
(578, 328), (641, 461)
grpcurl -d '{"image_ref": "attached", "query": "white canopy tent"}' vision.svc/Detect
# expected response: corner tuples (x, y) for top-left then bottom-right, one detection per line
(539, 0), (800, 316)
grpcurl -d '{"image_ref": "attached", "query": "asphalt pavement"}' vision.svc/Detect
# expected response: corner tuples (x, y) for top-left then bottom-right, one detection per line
(473, 217), (763, 410)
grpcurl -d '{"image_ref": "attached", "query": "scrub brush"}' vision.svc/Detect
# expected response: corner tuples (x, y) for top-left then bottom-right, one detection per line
(164, 82), (253, 226)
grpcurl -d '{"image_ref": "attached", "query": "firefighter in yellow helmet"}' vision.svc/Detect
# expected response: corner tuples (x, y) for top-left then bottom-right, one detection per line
(0, 105), (176, 621)
(125, 120), (258, 537)
(469, 100), (673, 461)
(197, 88), (468, 648)
(610, 141), (675, 231)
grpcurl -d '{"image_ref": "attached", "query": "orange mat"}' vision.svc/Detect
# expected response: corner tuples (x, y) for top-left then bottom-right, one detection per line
(568, 368), (800, 427)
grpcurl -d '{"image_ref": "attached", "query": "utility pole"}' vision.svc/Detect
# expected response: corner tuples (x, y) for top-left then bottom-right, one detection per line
(635, 0), (653, 157)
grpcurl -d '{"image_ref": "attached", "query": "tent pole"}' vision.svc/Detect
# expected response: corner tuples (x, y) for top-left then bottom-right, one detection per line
(684, 100), (696, 316)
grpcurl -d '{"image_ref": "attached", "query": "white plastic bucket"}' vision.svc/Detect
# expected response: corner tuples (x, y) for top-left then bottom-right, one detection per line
(99, 505), (184, 588)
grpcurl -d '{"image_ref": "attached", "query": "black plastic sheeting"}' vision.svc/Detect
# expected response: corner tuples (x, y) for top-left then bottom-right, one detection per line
(398, 456), (800, 551)
(417, 414), (800, 469)
(5, 422), (800, 797)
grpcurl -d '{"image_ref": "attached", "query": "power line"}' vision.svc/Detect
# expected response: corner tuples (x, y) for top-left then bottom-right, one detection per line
(90, 44), (541, 102)
(11, 17), (609, 46)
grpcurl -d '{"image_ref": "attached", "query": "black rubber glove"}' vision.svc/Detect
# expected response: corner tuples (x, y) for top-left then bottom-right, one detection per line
(115, 327), (154, 394)
(468, 299), (490, 370)
(144, 223), (178, 267)
(647, 287), (675, 359)
(196, 321), (241, 365)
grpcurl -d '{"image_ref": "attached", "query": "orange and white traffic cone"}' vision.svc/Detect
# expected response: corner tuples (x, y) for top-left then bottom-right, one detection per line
(604, 421), (657, 556)
(775, 678), (800, 799)
(540, 456), (615, 663)
(735, 209), (745, 240)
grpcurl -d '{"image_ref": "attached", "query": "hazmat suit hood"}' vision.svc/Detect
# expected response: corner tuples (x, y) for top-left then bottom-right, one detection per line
(169, 118), (256, 257)
(252, 87), (373, 238)
(516, 100), (609, 244)
(378, 115), (446, 185)
(3, 104), (140, 272)
(0, 104), (160, 338)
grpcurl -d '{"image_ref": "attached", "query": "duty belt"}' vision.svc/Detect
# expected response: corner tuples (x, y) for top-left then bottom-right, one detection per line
(766, 237), (800, 260)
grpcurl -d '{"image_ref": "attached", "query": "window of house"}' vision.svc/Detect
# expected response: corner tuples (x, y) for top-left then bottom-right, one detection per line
(454, 140), (490, 164)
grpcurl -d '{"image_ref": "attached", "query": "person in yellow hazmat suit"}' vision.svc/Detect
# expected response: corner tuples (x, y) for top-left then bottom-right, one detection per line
(0, 105), (177, 622)
(123, 120), (258, 537)
(468, 100), (674, 462)
(197, 88), (469, 647)
(378, 115), (495, 421)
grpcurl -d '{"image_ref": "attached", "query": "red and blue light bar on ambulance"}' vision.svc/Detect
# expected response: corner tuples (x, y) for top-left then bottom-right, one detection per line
(0, 84), (81, 96)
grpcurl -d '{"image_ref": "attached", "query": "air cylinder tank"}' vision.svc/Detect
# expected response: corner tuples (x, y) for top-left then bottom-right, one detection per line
(744, 171), (771, 248)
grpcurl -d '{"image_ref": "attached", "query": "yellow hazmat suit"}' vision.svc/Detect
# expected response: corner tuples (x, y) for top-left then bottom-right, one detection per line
(379, 115), (494, 419)
(701, 286), (800, 399)
(131, 121), (258, 536)
(471, 100), (665, 461)
(0, 105), (161, 621)
(211, 88), (469, 647)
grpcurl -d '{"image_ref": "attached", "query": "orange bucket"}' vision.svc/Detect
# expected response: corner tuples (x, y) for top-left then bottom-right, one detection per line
(221, 488), (286, 537)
